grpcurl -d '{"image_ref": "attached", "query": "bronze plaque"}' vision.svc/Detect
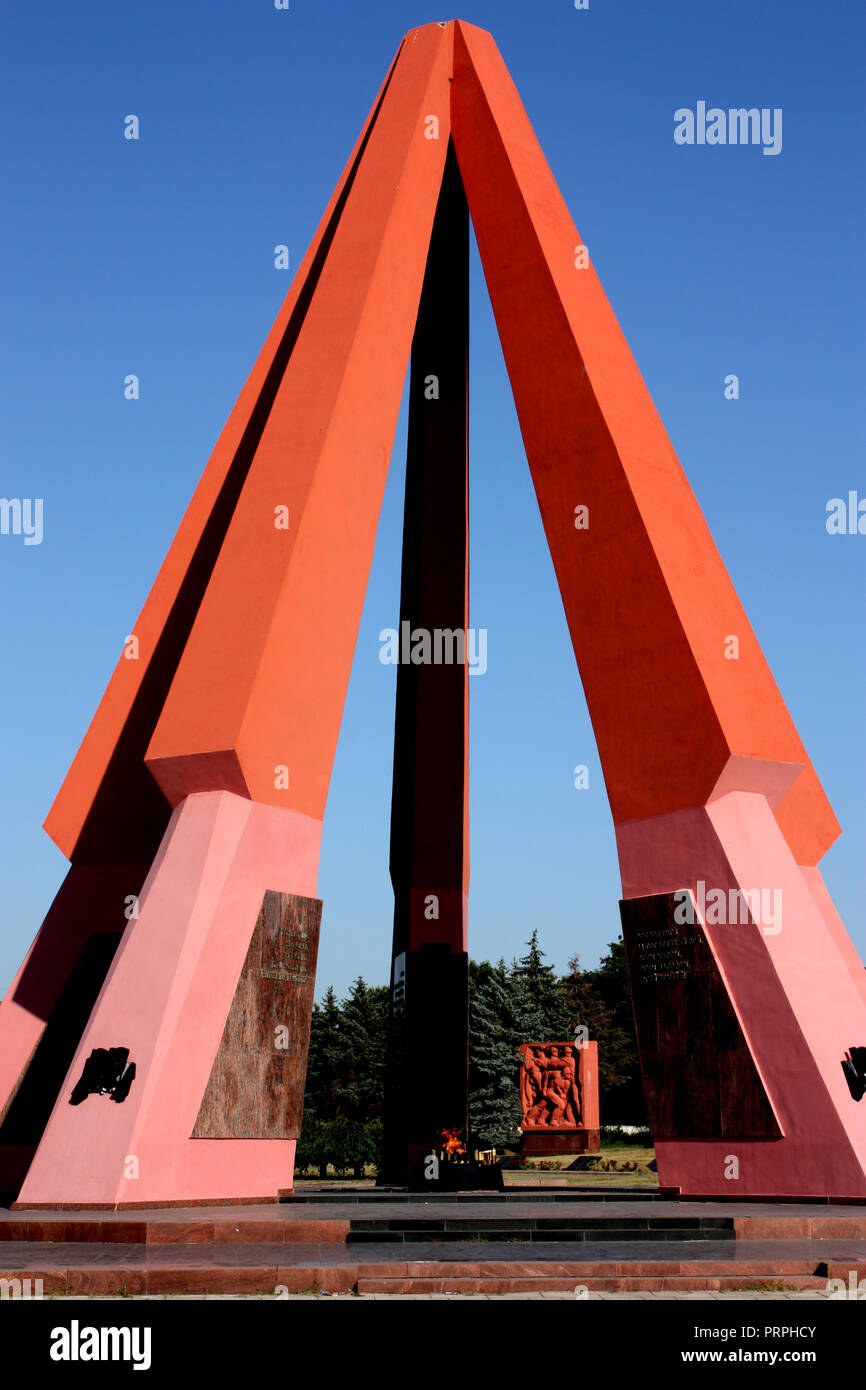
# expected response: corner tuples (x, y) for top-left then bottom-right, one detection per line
(192, 891), (321, 1139)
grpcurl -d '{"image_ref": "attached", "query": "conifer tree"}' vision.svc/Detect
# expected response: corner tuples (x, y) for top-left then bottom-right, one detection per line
(304, 984), (344, 1120)
(338, 977), (389, 1122)
(468, 958), (524, 1148)
(303, 978), (389, 1123)
(511, 929), (573, 1042)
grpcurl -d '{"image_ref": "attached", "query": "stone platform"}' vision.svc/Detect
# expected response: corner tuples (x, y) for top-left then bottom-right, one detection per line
(2, 1190), (865, 1295)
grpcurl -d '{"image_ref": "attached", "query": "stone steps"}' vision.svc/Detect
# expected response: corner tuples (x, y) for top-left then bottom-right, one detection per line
(0, 1239), (862, 1295)
(3, 1197), (864, 1294)
(356, 1274), (830, 1295)
(281, 1187), (666, 1203)
(4, 1199), (866, 1246)
(346, 1219), (734, 1244)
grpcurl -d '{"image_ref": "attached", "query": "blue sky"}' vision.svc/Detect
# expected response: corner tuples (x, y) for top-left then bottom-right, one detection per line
(1, 0), (863, 1000)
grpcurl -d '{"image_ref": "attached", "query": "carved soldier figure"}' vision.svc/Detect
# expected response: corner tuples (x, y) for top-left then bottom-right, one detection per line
(520, 1046), (548, 1124)
(521, 1043), (583, 1128)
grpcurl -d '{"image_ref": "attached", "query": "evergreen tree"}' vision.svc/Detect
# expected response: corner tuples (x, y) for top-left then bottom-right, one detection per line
(468, 958), (524, 1148)
(333, 977), (389, 1122)
(302, 978), (389, 1124)
(304, 984), (344, 1121)
(511, 929), (572, 1042)
(302, 930), (648, 1151)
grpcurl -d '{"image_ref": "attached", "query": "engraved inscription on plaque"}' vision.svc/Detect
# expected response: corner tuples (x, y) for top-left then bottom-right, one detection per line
(631, 915), (714, 985)
(620, 892), (781, 1141)
(192, 890), (322, 1140)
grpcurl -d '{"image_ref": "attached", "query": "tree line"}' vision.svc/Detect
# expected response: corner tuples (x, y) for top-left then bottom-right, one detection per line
(297, 930), (645, 1172)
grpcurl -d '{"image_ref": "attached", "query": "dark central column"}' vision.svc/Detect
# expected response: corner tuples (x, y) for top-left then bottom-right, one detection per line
(382, 141), (470, 1186)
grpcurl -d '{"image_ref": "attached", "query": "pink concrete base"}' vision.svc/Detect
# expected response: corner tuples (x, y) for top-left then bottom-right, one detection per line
(617, 786), (866, 1200)
(0, 864), (147, 1195)
(800, 864), (866, 1012)
(15, 791), (322, 1207)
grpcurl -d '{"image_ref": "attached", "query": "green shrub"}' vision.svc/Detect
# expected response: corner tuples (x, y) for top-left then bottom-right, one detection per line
(295, 1114), (383, 1178)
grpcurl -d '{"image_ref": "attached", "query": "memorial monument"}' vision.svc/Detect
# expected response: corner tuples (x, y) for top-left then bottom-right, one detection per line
(0, 20), (863, 1206)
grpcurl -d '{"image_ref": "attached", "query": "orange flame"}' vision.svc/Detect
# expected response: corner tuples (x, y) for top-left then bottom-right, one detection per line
(438, 1128), (465, 1156)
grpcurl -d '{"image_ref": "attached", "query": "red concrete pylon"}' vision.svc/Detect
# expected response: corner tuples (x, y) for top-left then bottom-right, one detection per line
(0, 21), (457, 1206)
(0, 20), (863, 1206)
(450, 21), (866, 1198)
